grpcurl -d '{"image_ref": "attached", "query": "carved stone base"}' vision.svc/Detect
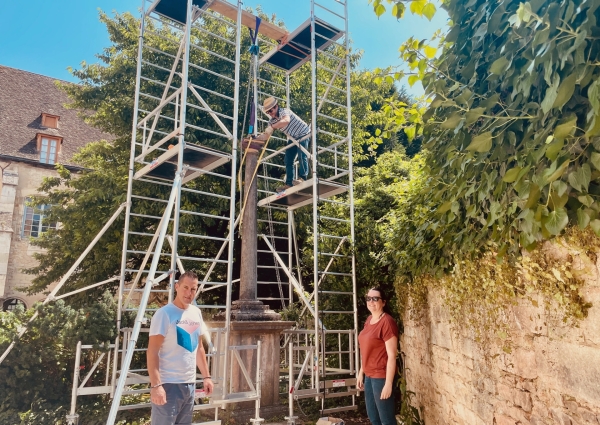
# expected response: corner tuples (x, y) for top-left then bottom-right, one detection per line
(206, 320), (294, 415)
(214, 299), (282, 321)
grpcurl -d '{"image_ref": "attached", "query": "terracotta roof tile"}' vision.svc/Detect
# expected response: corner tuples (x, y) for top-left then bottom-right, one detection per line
(0, 65), (111, 166)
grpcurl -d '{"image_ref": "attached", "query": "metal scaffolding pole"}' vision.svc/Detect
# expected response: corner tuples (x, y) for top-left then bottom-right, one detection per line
(220, 0), (243, 402)
(106, 172), (182, 425)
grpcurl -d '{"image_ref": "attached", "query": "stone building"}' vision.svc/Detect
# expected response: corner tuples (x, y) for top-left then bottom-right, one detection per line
(0, 65), (110, 311)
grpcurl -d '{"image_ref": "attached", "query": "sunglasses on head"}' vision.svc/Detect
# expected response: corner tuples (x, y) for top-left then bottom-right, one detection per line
(365, 296), (382, 302)
(266, 106), (276, 113)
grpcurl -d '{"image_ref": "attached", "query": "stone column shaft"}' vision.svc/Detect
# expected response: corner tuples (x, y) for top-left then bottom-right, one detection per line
(239, 149), (258, 300)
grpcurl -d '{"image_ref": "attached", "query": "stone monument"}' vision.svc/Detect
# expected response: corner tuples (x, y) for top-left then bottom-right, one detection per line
(212, 135), (294, 421)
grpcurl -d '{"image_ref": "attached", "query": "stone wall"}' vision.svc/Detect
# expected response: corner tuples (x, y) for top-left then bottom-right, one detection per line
(402, 245), (600, 425)
(0, 164), (60, 308)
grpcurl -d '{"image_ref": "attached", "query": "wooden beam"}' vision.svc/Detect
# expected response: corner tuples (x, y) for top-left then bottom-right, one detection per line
(209, 0), (288, 41)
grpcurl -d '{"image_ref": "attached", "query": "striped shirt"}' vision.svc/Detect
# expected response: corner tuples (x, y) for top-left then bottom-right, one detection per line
(269, 107), (311, 141)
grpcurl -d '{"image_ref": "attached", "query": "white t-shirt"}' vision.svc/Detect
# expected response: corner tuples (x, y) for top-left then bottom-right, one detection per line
(149, 303), (207, 384)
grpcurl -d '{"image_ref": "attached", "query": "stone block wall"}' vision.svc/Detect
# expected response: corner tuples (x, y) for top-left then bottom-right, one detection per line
(402, 246), (600, 425)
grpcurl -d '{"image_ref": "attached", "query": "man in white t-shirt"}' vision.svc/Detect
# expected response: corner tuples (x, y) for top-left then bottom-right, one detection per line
(147, 271), (214, 425)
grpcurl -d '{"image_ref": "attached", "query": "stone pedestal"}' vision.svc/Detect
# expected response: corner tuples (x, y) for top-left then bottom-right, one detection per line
(230, 299), (281, 321)
(207, 320), (294, 422)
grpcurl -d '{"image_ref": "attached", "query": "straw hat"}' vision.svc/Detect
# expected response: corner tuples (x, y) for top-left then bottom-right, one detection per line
(262, 97), (278, 112)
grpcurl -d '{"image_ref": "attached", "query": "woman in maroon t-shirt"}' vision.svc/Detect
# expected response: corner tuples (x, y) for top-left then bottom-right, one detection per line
(357, 286), (398, 425)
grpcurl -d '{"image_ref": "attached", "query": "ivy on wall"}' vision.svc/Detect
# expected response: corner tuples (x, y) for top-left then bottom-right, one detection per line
(411, 228), (595, 349)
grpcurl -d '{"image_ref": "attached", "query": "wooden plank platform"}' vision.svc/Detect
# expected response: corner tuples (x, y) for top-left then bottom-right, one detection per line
(257, 178), (347, 210)
(150, 0), (287, 41)
(259, 17), (344, 73)
(210, 0), (287, 41)
(134, 143), (230, 182)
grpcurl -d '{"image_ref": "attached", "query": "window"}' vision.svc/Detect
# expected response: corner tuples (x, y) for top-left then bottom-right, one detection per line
(36, 134), (61, 164)
(41, 113), (60, 129)
(3, 298), (27, 312)
(22, 198), (56, 238)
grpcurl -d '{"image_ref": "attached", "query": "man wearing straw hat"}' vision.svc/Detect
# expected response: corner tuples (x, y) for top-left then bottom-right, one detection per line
(262, 96), (311, 192)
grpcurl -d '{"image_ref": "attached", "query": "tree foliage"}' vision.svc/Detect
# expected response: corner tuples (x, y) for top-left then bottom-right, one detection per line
(26, 10), (402, 300)
(370, 0), (600, 281)
(353, 148), (422, 319)
(0, 293), (117, 424)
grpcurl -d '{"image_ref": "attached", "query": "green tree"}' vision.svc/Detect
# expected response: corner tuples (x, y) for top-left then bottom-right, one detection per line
(353, 148), (422, 319)
(369, 0), (600, 279)
(0, 293), (117, 424)
(27, 10), (403, 299)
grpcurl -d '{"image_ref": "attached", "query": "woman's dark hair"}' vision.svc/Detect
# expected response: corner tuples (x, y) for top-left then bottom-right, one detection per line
(367, 286), (393, 314)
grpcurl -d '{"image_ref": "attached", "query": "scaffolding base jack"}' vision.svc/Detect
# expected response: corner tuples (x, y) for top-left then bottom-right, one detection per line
(65, 414), (79, 425)
(285, 416), (298, 425)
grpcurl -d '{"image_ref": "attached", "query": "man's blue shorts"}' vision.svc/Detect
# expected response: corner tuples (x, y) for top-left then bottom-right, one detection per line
(151, 383), (195, 425)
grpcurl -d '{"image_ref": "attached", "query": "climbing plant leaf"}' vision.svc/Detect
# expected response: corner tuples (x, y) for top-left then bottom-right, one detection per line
(590, 220), (600, 236)
(590, 152), (600, 171)
(466, 132), (492, 153)
(552, 73), (577, 110)
(503, 167), (522, 183)
(543, 208), (569, 235)
(568, 164), (591, 193)
(490, 57), (509, 75)
(422, 2), (436, 21)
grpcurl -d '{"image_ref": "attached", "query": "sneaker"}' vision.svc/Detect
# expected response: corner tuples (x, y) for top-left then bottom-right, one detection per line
(292, 179), (304, 186)
(276, 184), (291, 192)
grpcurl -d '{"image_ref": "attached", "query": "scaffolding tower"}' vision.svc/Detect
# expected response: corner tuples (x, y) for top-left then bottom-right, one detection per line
(250, 0), (358, 421)
(63, 0), (288, 423)
(0, 0), (357, 423)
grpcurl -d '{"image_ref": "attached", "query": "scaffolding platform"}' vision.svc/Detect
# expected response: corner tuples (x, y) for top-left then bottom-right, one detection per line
(150, 0), (287, 41)
(209, 0), (288, 40)
(259, 17), (343, 72)
(134, 143), (230, 183)
(151, 0), (211, 24)
(257, 178), (347, 210)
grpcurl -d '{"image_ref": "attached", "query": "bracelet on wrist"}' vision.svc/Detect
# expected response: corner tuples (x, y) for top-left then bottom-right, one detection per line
(204, 376), (212, 380)
(151, 383), (163, 389)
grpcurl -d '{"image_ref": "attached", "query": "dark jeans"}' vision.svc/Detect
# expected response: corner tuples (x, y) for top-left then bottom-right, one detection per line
(284, 138), (309, 186)
(151, 383), (195, 425)
(364, 376), (396, 425)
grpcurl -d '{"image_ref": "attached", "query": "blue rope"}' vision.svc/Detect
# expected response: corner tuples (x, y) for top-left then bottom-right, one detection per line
(248, 16), (262, 56)
(249, 44), (260, 55)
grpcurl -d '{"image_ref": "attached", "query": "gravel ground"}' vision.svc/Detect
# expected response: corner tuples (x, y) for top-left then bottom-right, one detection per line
(268, 410), (371, 425)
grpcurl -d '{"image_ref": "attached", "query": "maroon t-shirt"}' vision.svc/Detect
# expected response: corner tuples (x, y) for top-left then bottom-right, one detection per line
(358, 314), (398, 378)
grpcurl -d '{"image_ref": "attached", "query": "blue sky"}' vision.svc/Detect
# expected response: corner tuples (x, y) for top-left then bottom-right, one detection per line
(0, 0), (447, 96)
